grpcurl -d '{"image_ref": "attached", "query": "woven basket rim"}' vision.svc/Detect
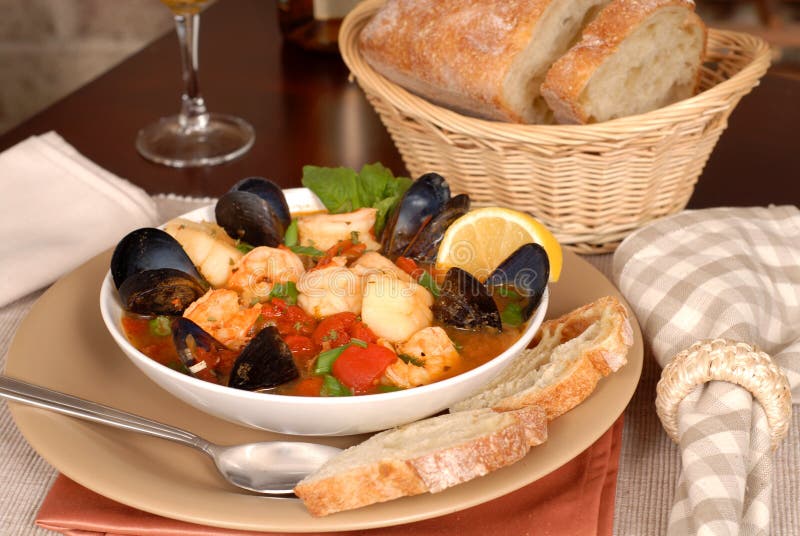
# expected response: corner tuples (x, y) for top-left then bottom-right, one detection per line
(340, 0), (771, 140)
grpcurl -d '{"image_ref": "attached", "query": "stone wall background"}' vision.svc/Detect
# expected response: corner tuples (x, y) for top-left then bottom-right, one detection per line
(0, 0), (173, 134)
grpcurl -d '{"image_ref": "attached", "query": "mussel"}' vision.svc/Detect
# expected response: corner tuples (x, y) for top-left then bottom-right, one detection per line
(215, 177), (289, 248)
(403, 194), (470, 262)
(432, 267), (502, 331)
(111, 228), (207, 315)
(485, 243), (549, 321)
(172, 317), (233, 383)
(381, 173), (451, 258)
(228, 326), (299, 391)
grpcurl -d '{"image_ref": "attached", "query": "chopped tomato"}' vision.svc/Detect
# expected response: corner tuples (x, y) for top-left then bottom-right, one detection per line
(312, 312), (357, 348)
(261, 299), (317, 338)
(294, 377), (324, 397)
(283, 334), (318, 368)
(395, 256), (424, 279)
(332, 343), (398, 393)
(349, 321), (377, 343)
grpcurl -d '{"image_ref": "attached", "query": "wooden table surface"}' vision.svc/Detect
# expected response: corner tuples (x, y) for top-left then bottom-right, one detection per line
(0, 0), (797, 205)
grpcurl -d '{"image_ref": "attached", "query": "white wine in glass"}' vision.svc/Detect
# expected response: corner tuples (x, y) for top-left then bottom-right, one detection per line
(136, 0), (255, 168)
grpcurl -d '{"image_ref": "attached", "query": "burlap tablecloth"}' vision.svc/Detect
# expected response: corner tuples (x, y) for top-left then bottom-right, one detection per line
(1, 196), (798, 535)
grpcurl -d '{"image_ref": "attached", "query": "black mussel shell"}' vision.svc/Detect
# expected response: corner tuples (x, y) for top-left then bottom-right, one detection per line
(118, 268), (207, 315)
(215, 190), (285, 248)
(381, 173), (450, 258)
(228, 326), (299, 391)
(229, 177), (291, 231)
(403, 194), (470, 262)
(111, 228), (203, 290)
(432, 267), (502, 331)
(172, 317), (231, 382)
(485, 243), (549, 320)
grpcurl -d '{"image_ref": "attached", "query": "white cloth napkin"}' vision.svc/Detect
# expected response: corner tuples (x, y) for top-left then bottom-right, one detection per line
(613, 206), (799, 536)
(0, 132), (158, 307)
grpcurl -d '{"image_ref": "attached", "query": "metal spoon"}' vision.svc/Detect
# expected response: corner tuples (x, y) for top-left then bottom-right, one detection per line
(0, 376), (341, 494)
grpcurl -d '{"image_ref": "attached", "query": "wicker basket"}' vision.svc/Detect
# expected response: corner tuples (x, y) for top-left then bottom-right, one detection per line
(339, 0), (771, 253)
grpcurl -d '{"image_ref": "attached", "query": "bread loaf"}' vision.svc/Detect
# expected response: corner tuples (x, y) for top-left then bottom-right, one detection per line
(358, 0), (612, 124)
(293, 405), (547, 517)
(541, 0), (706, 124)
(450, 296), (633, 419)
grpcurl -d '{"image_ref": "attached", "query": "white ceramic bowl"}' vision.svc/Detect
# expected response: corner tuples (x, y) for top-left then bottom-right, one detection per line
(100, 188), (549, 436)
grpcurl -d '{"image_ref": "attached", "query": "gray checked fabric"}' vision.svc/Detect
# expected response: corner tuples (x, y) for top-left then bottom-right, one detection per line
(613, 205), (800, 536)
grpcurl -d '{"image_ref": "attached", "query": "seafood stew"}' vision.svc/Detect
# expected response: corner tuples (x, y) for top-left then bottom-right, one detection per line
(112, 170), (550, 397)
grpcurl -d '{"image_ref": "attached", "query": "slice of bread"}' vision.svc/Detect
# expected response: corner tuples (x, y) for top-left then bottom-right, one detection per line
(450, 296), (633, 419)
(359, 0), (611, 124)
(541, 0), (706, 124)
(293, 405), (547, 517)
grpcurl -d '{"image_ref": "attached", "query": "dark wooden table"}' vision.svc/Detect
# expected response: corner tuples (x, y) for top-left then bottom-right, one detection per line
(0, 0), (797, 206)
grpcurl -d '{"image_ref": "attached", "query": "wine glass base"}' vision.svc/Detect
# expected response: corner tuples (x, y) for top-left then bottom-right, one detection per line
(136, 113), (255, 168)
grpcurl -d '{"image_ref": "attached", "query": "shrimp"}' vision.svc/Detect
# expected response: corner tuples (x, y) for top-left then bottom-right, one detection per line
(226, 246), (305, 304)
(297, 208), (381, 251)
(383, 327), (460, 388)
(183, 289), (262, 350)
(360, 273), (433, 343)
(164, 218), (243, 287)
(297, 256), (363, 318)
(351, 252), (414, 284)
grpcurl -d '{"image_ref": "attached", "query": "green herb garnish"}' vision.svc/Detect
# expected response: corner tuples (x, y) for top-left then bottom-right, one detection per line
(350, 338), (368, 348)
(321, 374), (352, 397)
(235, 241), (254, 254)
(398, 353), (425, 367)
(417, 271), (440, 297)
(269, 281), (299, 305)
(148, 316), (172, 337)
(313, 345), (349, 375)
(501, 302), (524, 327)
(284, 219), (299, 247)
(288, 244), (325, 258)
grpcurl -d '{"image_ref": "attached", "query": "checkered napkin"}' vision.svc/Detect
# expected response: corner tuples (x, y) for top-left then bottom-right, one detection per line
(612, 206), (799, 536)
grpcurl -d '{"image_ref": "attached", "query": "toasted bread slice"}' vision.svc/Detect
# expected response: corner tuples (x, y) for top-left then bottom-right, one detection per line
(359, 0), (611, 124)
(450, 296), (633, 419)
(540, 0), (706, 124)
(294, 405), (547, 517)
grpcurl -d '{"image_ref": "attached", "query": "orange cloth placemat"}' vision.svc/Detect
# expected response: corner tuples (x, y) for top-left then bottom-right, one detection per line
(36, 416), (622, 536)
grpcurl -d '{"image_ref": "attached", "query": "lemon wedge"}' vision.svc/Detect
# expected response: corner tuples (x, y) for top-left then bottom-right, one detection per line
(435, 207), (562, 282)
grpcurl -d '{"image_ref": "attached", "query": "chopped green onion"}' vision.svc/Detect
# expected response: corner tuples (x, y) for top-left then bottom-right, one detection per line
(350, 338), (368, 348)
(398, 353), (425, 367)
(378, 384), (404, 393)
(501, 302), (524, 327)
(235, 241), (254, 254)
(148, 316), (172, 337)
(284, 219), (299, 247)
(269, 281), (299, 305)
(450, 339), (464, 352)
(321, 375), (352, 397)
(417, 271), (440, 297)
(350, 230), (360, 244)
(313, 345), (349, 375)
(289, 244), (325, 258)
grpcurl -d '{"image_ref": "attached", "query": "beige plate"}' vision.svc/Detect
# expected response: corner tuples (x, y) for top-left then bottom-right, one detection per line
(6, 249), (642, 532)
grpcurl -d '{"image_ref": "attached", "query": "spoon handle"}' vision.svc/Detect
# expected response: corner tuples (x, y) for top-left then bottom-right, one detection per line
(0, 376), (212, 453)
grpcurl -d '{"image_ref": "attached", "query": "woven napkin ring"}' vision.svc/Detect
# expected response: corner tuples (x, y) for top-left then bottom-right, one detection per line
(656, 338), (792, 450)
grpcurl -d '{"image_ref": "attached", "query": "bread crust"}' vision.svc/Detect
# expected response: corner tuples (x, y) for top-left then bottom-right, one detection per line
(294, 406), (546, 517)
(540, 0), (707, 124)
(358, 0), (552, 122)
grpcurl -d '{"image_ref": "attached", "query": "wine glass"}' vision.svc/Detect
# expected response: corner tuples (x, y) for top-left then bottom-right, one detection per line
(136, 0), (255, 168)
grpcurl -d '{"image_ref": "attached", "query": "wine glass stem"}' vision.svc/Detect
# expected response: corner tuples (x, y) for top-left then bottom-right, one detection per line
(173, 11), (209, 132)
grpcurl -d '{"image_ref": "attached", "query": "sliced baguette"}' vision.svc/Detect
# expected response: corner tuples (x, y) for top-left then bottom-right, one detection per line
(358, 0), (611, 124)
(294, 405), (547, 517)
(540, 0), (707, 124)
(450, 296), (633, 419)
